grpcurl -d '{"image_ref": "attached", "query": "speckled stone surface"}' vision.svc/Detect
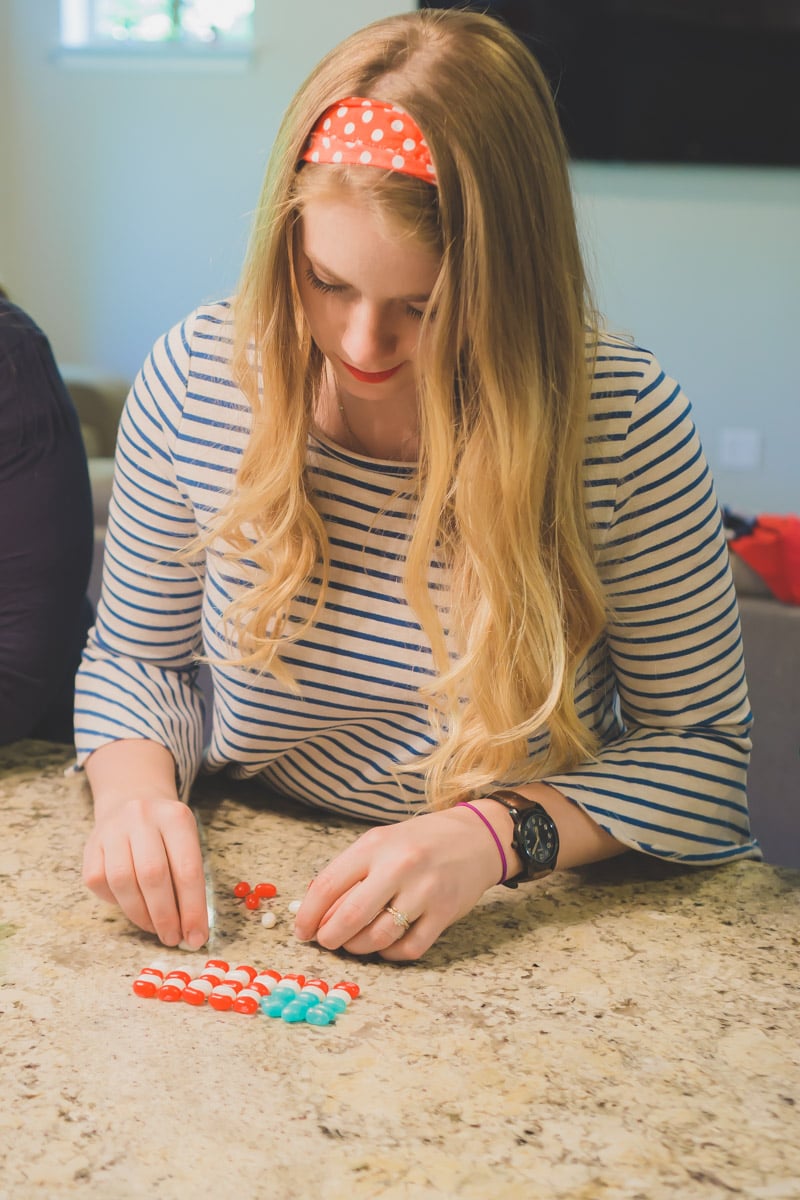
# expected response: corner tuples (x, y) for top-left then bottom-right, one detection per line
(1, 742), (799, 1200)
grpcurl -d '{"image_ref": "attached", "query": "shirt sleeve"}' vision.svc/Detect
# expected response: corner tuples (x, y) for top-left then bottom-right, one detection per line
(74, 315), (206, 797)
(0, 310), (94, 744)
(543, 352), (759, 864)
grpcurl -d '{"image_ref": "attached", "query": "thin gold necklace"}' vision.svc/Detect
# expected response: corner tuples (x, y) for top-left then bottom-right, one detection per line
(335, 394), (418, 462)
(336, 396), (364, 454)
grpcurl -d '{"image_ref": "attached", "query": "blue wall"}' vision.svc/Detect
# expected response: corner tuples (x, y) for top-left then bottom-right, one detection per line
(2, 0), (798, 511)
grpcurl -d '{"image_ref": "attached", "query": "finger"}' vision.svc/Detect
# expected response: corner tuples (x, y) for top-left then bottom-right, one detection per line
(294, 840), (376, 940)
(127, 824), (184, 946)
(82, 837), (119, 907)
(378, 913), (443, 962)
(308, 886), (355, 932)
(162, 808), (208, 949)
(99, 835), (160, 937)
(312, 878), (391, 951)
(338, 905), (417, 957)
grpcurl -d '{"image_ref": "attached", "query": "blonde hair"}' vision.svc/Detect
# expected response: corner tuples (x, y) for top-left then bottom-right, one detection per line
(215, 8), (606, 807)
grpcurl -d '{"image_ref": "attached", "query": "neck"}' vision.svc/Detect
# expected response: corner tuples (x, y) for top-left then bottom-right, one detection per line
(319, 374), (419, 462)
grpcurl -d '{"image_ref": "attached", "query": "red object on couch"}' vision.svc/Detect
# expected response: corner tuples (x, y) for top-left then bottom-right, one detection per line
(730, 514), (800, 605)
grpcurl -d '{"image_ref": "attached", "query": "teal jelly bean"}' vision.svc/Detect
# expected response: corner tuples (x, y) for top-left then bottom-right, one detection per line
(322, 995), (347, 1014)
(270, 986), (297, 1004)
(281, 1000), (309, 1023)
(305, 1005), (334, 1026)
(260, 997), (288, 1018)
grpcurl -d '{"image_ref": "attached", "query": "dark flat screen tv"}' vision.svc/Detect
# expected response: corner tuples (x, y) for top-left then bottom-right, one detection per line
(420, 1), (800, 167)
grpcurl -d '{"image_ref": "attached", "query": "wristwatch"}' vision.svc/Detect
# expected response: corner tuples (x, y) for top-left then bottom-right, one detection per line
(489, 789), (560, 888)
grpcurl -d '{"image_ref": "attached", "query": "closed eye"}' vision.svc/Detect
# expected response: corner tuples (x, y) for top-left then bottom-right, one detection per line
(305, 266), (428, 321)
(304, 267), (344, 296)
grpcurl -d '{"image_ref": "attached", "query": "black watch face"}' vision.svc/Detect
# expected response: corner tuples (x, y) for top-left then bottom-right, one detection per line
(519, 809), (558, 868)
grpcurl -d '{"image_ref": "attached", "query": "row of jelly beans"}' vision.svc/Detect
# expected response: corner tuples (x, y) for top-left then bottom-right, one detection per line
(132, 960), (359, 1026)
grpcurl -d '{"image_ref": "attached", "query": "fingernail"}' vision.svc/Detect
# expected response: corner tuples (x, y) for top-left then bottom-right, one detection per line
(185, 929), (207, 950)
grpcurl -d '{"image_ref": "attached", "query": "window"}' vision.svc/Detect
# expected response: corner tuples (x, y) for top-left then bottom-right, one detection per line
(60, 0), (255, 52)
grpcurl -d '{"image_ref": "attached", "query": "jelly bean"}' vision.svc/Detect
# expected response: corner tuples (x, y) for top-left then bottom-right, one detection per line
(260, 996), (289, 1018)
(333, 981), (360, 999)
(301, 985), (328, 1003)
(209, 984), (240, 1011)
(157, 970), (191, 1001)
(281, 1001), (309, 1023)
(132, 967), (163, 998)
(304, 978), (329, 995)
(182, 978), (214, 1006)
(305, 1006), (335, 1026)
(281, 973), (305, 988)
(253, 970), (281, 990)
(232, 989), (261, 1014)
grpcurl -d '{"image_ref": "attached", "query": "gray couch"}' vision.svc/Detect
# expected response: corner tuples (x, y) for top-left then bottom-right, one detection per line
(730, 556), (800, 867)
(71, 374), (800, 867)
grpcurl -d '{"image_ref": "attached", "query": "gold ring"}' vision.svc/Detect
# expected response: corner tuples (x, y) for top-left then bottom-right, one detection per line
(384, 904), (411, 932)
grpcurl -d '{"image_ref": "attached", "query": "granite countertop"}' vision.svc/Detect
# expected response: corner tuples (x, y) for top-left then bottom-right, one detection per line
(1, 741), (798, 1199)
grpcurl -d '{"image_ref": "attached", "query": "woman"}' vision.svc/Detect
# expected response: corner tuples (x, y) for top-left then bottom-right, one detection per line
(76, 9), (758, 960)
(0, 295), (93, 745)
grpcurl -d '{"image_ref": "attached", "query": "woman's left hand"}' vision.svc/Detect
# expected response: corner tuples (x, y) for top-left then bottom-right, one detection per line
(293, 804), (505, 961)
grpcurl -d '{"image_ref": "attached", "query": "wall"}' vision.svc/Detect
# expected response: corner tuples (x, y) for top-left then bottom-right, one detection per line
(2, 0), (408, 378)
(573, 163), (800, 514)
(2, 1), (799, 512)
(0, 0), (14, 286)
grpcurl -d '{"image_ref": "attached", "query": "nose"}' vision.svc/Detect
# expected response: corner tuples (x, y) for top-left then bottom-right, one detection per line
(341, 301), (398, 368)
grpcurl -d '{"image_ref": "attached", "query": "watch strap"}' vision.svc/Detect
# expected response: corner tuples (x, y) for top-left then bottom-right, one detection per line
(488, 789), (558, 888)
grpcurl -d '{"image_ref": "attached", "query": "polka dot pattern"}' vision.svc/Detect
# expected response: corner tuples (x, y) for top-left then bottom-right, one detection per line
(300, 97), (437, 185)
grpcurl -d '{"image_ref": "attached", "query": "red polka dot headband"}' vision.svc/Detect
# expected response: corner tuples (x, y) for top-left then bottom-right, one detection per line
(300, 97), (437, 185)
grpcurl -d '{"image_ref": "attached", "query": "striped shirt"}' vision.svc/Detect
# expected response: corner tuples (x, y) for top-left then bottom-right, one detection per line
(75, 300), (760, 865)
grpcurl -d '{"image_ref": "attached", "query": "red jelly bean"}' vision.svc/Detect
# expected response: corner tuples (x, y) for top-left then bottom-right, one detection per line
(209, 991), (235, 1012)
(244, 894), (261, 910)
(233, 881), (251, 898)
(333, 981), (360, 999)
(281, 973), (305, 987)
(158, 983), (187, 1002)
(182, 985), (209, 1006)
(132, 969), (162, 999)
(304, 978), (329, 995)
(254, 882), (277, 899)
(232, 992), (260, 1015)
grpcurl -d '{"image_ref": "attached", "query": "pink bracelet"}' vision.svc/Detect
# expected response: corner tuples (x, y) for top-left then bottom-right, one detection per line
(455, 801), (508, 885)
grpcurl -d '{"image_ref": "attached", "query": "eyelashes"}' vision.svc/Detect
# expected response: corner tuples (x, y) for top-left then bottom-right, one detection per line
(303, 267), (426, 321)
(304, 267), (342, 296)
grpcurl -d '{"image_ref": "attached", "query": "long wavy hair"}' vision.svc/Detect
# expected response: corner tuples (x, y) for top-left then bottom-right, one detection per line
(214, 8), (607, 807)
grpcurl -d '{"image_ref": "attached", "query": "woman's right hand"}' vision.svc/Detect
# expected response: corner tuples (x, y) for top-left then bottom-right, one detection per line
(82, 739), (208, 949)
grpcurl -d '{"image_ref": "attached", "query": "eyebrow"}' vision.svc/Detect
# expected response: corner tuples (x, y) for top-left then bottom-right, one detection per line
(306, 253), (433, 304)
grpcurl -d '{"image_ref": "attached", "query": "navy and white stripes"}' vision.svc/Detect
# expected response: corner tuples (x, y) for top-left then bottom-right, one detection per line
(75, 301), (760, 864)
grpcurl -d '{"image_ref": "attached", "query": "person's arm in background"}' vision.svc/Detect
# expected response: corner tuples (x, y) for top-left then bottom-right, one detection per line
(0, 300), (93, 744)
(75, 311), (212, 948)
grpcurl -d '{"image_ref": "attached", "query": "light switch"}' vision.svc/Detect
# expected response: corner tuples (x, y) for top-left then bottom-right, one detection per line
(719, 427), (763, 470)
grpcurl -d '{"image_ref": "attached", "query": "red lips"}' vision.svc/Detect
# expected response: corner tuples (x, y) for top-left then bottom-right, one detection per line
(340, 359), (402, 384)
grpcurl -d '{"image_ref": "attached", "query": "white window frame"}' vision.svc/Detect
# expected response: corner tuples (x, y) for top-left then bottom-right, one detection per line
(58, 0), (255, 69)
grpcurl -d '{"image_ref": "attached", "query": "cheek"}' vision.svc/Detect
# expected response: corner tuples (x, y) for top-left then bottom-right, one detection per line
(298, 290), (329, 343)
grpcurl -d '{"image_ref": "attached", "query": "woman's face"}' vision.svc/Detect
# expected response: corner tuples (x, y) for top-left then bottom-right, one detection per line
(295, 188), (440, 412)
